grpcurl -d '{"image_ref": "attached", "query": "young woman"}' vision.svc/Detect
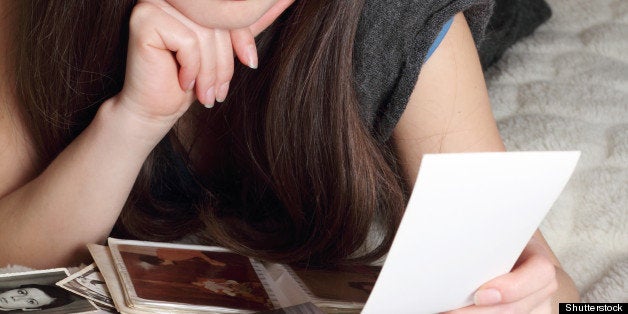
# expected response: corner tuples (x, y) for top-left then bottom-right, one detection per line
(0, 284), (72, 311)
(0, 0), (579, 312)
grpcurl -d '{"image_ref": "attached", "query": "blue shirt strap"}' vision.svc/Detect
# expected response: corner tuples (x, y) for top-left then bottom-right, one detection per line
(425, 17), (454, 61)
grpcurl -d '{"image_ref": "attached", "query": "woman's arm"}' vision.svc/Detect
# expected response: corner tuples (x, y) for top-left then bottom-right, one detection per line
(0, 0), (264, 268)
(392, 13), (580, 313)
(0, 97), (170, 268)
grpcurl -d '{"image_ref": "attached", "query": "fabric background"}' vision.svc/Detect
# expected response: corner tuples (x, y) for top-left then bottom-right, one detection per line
(486, 0), (628, 302)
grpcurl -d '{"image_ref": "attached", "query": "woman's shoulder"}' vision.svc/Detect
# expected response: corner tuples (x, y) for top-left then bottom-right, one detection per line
(354, 0), (494, 141)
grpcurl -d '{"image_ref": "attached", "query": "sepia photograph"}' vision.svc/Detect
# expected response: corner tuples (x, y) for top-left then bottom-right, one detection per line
(0, 269), (98, 313)
(109, 240), (275, 312)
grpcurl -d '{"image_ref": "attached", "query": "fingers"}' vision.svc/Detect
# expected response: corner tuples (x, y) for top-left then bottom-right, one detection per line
(213, 29), (234, 104)
(445, 280), (557, 314)
(444, 235), (560, 314)
(192, 28), (235, 107)
(168, 33), (200, 93)
(130, 3), (201, 88)
(181, 24), (234, 107)
(475, 254), (557, 306)
(194, 28), (218, 107)
(231, 28), (258, 70)
(145, 1), (240, 108)
(474, 255), (556, 305)
(123, 2), (202, 117)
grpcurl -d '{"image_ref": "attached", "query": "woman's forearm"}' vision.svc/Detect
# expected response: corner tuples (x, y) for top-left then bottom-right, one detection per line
(0, 98), (172, 268)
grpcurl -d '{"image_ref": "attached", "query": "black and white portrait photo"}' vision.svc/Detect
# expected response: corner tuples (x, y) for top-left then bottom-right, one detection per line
(0, 269), (98, 313)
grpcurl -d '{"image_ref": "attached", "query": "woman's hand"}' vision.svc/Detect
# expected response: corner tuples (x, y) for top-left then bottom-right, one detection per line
(113, 0), (259, 129)
(444, 235), (559, 314)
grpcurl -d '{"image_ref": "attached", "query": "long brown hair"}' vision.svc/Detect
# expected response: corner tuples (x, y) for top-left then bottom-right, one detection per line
(11, 0), (407, 265)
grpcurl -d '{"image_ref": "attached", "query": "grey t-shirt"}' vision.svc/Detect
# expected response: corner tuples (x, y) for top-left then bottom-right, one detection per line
(354, 0), (494, 141)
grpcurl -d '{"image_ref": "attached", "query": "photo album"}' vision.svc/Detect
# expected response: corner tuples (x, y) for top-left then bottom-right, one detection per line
(87, 238), (378, 313)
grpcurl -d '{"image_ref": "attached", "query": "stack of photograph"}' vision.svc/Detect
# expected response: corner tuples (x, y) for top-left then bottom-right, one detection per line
(87, 238), (381, 313)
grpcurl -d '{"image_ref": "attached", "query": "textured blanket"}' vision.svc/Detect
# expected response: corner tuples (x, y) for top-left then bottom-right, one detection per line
(2, 0), (626, 304)
(487, 0), (628, 302)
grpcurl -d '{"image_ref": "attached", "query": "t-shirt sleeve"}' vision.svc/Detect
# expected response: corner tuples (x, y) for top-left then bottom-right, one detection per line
(353, 0), (494, 142)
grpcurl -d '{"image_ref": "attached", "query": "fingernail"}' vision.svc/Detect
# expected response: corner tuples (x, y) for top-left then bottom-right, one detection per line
(216, 82), (230, 103)
(246, 44), (258, 69)
(186, 79), (196, 91)
(474, 288), (501, 306)
(204, 87), (215, 108)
